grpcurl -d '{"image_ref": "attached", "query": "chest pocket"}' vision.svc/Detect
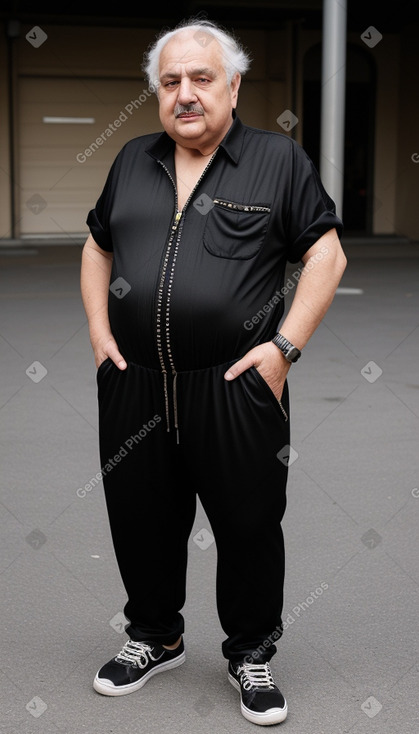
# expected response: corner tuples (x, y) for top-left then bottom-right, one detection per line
(203, 198), (271, 260)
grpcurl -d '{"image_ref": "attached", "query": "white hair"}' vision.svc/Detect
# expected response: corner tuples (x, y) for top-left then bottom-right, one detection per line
(142, 18), (252, 92)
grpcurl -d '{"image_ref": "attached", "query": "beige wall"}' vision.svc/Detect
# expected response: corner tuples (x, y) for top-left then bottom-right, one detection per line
(0, 25), (12, 239)
(395, 23), (419, 241)
(0, 19), (416, 239)
(370, 34), (400, 235)
(17, 77), (162, 235)
(4, 22), (294, 237)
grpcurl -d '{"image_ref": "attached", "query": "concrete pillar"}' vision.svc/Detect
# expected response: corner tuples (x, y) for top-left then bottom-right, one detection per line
(320, 0), (347, 219)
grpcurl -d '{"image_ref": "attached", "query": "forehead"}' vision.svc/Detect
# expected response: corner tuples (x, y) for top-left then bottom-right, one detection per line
(159, 29), (224, 73)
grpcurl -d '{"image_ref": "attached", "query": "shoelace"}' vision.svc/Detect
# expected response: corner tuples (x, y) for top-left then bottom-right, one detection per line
(236, 662), (275, 691)
(115, 640), (153, 668)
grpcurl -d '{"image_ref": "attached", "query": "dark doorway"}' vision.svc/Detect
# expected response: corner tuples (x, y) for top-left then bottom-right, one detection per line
(302, 43), (376, 234)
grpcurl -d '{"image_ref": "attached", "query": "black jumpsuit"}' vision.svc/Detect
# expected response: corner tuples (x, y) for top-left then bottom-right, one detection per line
(87, 114), (343, 664)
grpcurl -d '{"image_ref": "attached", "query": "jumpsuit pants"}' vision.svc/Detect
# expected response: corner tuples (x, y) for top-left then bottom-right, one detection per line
(97, 354), (290, 664)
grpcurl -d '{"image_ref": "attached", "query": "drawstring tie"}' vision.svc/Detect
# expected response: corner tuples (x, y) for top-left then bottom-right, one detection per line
(173, 371), (179, 443)
(162, 369), (179, 444)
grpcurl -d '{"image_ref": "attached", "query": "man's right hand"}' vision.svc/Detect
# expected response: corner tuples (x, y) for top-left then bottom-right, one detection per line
(94, 335), (127, 371)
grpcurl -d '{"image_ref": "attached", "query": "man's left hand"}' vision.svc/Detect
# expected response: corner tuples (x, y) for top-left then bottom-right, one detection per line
(224, 342), (291, 401)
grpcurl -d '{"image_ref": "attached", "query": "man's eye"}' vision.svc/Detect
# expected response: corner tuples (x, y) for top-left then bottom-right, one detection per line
(165, 81), (179, 87)
(196, 78), (210, 83)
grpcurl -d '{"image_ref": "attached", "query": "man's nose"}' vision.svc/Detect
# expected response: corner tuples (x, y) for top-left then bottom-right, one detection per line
(177, 77), (198, 104)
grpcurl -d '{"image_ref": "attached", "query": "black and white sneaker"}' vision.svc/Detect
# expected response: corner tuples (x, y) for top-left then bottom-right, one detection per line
(228, 659), (288, 725)
(93, 637), (185, 696)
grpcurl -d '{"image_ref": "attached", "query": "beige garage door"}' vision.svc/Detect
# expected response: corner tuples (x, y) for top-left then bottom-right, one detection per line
(18, 76), (162, 236)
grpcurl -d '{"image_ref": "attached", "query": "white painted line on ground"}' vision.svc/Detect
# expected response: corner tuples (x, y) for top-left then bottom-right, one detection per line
(335, 287), (364, 294)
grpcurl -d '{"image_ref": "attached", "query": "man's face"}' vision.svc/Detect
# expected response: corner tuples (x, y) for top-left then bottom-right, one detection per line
(157, 29), (241, 152)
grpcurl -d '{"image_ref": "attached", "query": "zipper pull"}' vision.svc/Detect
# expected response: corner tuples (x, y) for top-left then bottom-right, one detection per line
(172, 211), (182, 230)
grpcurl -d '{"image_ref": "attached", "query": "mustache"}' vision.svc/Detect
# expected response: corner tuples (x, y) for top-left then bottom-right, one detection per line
(174, 103), (204, 117)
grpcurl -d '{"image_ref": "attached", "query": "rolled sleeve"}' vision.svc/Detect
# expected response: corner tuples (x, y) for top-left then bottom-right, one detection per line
(285, 143), (343, 264)
(86, 158), (119, 253)
(86, 206), (113, 252)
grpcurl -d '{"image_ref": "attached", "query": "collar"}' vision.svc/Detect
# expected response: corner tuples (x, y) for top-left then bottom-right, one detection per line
(145, 111), (245, 165)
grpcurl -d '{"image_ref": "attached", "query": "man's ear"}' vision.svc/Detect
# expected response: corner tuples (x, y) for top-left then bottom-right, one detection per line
(230, 72), (241, 109)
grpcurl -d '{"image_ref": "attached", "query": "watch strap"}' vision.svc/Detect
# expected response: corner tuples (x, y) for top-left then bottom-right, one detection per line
(271, 333), (301, 362)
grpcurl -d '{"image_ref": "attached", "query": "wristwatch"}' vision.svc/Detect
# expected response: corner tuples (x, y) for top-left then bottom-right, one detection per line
(271, 333), (301, 363)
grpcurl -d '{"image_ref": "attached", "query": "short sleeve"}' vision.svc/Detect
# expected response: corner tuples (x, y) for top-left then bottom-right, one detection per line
(86, 157), (119, 252)
(285, 142), (343, 263)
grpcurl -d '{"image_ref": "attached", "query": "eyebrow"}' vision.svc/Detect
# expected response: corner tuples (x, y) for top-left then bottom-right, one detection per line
(160, 67), (217, 81)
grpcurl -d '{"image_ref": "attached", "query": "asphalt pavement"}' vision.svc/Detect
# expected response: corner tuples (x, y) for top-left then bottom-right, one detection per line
(0, 237), (418, 734)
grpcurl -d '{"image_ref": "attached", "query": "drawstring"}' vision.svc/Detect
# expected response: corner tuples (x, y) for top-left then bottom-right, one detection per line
(162, 369), (170, 433)
(172, 371), (179, 444)
(162, 369), (179, 443)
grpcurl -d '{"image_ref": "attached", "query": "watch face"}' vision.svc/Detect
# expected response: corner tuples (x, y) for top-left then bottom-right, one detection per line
(272, 334), (301, 362)
(287, 347), (301, 362)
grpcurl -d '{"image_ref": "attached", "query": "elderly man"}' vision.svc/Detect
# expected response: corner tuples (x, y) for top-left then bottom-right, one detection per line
(81, 17), (346, 726)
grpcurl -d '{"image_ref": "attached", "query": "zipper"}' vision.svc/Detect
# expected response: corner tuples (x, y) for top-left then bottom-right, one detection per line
(156, 151), (219, 442)
(278, 399), (289, 422)
(155, 165), (180, 437)
(213, 198), (270, 213)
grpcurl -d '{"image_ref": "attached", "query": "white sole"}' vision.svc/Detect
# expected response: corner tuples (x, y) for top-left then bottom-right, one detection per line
(93, 650), (186, 696)
(228, 671), (288, 725)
